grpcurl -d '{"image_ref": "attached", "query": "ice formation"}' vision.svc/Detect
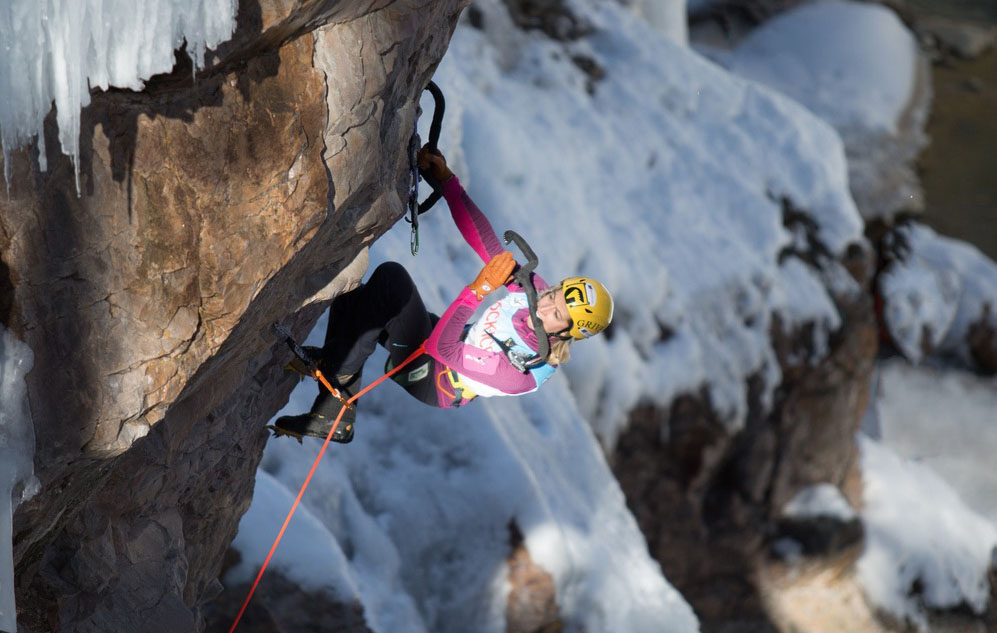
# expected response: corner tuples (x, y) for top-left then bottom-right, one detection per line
(0, 0), (238, 191)
(0, 325), (36, 633)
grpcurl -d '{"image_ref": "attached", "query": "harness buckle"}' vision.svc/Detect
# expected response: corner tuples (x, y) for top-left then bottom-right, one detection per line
(486, 332), (545, 374)
(437, 368), (478, 406)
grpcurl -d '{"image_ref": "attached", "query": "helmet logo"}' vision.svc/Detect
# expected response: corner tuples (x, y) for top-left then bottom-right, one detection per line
(574, 320), (603, 337)
(564, 282), (597, 309)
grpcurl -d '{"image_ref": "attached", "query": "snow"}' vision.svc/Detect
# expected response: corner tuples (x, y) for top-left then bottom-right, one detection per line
(717, 0), (929, 221)
(228, 469), (361, 600)
(782, 483), (856, 522)
(628, 0), (688, 45)
(856, 359), (997, 628)
(0, 325), (37, 633)
(726, 0), (919, 136)
(858, 434), (997, 629)
(0, 0), (237, 190)
(872, 358), (997, 528)
(238, 326), (698, 633)
(879, 222), (997, 365)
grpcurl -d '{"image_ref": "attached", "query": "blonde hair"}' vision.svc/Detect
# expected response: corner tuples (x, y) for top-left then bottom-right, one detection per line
(547, 337), (572, 366)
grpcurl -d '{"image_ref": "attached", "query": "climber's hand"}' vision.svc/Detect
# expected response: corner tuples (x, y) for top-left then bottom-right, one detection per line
(418, 144), (454, 183)
(468, 251), (516, 301)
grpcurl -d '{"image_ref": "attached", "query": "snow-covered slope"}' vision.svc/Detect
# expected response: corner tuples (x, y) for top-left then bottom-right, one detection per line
(719, 0), (930, 221)
(727, 0), (918, 135)
(857, 359), (997, 629)
(859, 434), (996, 629)
(872, 359), (997, 528)
(249, 358), (699, 633)
(878, 222), (997, 365)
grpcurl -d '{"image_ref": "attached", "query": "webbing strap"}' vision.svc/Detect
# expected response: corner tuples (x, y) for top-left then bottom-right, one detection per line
(228, 342), (427, 633)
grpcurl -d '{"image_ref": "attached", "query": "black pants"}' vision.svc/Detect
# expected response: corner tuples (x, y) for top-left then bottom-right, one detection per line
(317, 261), (439, 407)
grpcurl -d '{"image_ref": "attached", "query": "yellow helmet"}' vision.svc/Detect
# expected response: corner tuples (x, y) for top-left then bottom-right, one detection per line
(561, 277), (614, 339)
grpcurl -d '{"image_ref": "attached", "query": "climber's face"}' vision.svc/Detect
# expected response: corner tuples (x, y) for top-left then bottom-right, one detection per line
(535, 288), (571, 335)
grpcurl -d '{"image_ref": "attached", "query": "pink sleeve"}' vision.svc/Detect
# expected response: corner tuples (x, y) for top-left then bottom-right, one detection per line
(442, 177), (505, 264)
(425, 288), (539, 395)
(442, 178), (554, 293)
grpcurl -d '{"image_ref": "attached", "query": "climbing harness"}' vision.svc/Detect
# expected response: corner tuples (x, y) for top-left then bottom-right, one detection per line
(229, 324), (427, 633)
(436, 366), (478, 406)
(407, 80), (446, 255)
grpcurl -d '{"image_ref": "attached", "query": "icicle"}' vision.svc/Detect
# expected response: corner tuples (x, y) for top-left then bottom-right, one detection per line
(0, 0), (238, 196)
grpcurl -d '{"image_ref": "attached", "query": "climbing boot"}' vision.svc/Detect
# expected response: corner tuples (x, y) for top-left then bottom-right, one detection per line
(268, 412), (339, 443)
(269, 371), (362, 443)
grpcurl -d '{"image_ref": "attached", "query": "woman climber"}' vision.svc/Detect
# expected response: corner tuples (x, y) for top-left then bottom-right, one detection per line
(271, 147), (615, 443)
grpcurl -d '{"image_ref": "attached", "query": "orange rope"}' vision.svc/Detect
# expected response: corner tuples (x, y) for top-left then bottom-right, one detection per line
(229, 343), (427, 633)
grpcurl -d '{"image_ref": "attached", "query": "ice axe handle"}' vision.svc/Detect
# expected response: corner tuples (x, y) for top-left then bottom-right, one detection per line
(272, 322), (317, 375)
(418, 81), (446, 215)
(503, 231), (549, 360)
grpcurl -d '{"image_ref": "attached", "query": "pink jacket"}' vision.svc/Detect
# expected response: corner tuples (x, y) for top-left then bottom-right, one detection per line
(423, 177), (555, 407)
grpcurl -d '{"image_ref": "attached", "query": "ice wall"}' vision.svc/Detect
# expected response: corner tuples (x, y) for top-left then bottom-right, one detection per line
(0, 0), (238, 191)
(0, 325), (36, 633)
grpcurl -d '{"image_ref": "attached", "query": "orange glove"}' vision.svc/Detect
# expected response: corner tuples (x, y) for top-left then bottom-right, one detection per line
(417, 145), (454, 182)
(468, 251), (516, 301)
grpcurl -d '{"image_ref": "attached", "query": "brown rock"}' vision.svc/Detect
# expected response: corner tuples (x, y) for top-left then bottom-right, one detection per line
(611, 258), (878, 631)
(769, 294), (878, 513)
(4, 1), (468, 631)
(917, 16), (996, 60)
(967, 305), (997, 374)
(506, 521), (562, 633)
(500, 0), (593, 41)
(204, 565), (373, 633)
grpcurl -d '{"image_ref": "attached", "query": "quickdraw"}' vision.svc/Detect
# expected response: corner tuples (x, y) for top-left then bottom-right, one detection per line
(486, 331), (546, 374)
(407, 80), (446, 255)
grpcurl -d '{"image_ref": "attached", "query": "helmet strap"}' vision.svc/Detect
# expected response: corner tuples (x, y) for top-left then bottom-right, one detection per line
(552, 327), (573, 341)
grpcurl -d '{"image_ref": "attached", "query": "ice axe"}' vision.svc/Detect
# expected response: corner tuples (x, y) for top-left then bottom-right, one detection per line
(503, 230), (550, 361)
(272, 322), (353, 411)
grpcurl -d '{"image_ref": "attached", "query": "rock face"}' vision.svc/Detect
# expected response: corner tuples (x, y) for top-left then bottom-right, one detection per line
(204, 567), (373, 633)
(968, 308), (997, 374)
(1, 1), (466, 631)
(506, 521), (562, 633)
(917, 15), (996, 60)
(612, 255), (879, 632)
